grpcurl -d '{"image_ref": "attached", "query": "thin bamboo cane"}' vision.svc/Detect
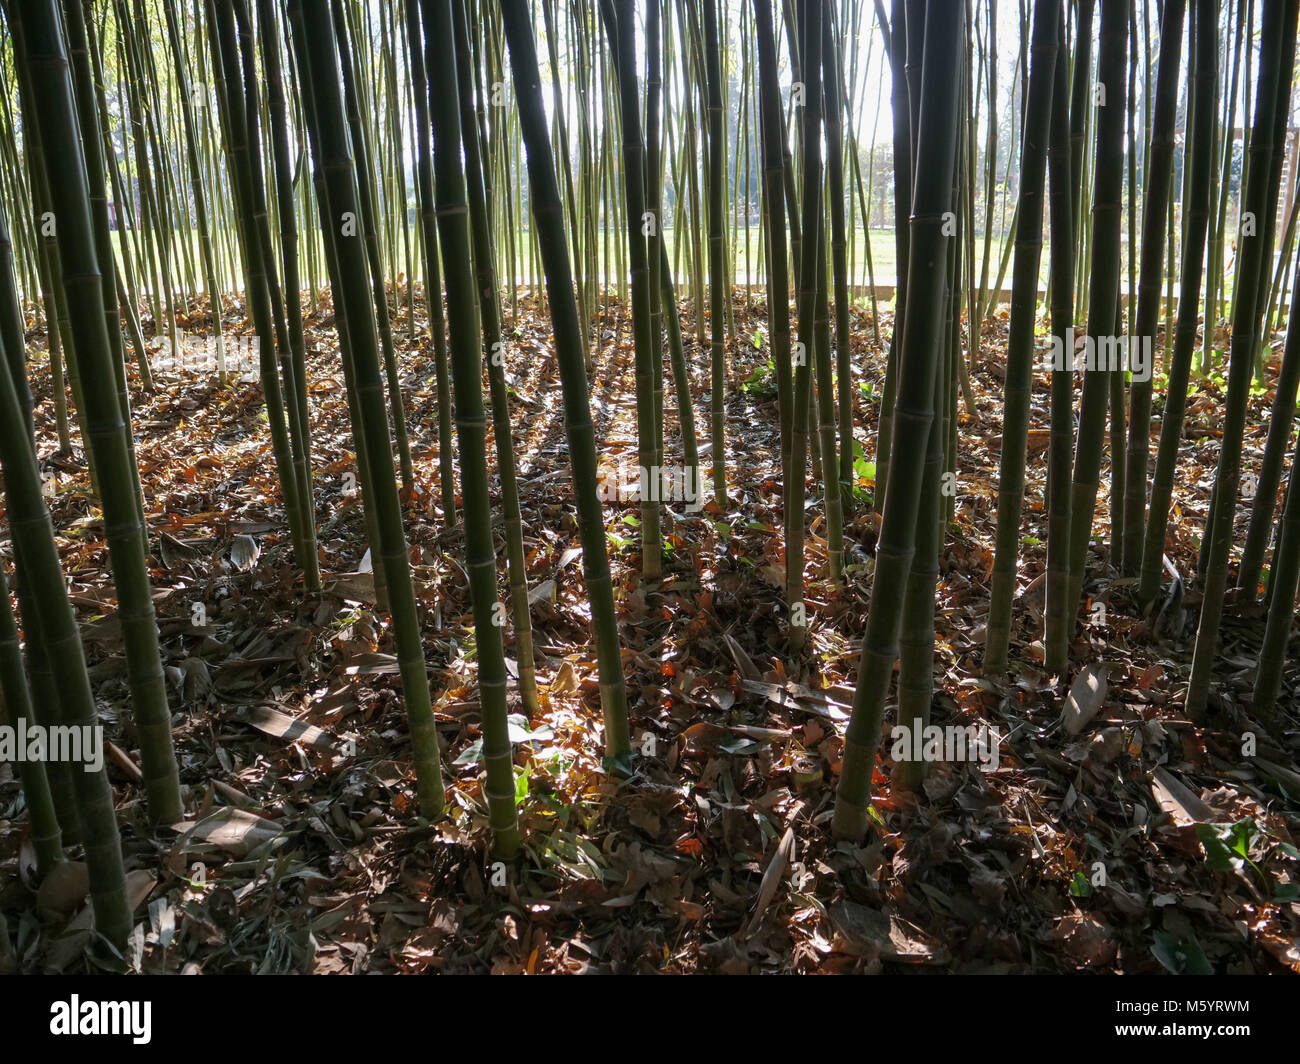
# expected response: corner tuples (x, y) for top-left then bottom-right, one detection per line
(786, 0), (824, 654)
(600, 0), (663, 582)
(873, 0), (909, 512)
(983, 0), (1060, 678)
(1043, 16), (1076, 675)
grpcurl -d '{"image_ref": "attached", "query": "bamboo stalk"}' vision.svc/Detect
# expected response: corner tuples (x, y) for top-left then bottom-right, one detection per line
(983, 0), (1060, 678)
(289, 0), (447, 818)
(833, 0), (962, 841)
(1186, 0), (1295, 722)
(14, 0), (183, 826)
(498, 0), (632, 767)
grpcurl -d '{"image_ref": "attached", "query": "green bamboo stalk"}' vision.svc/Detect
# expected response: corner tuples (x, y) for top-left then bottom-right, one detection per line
(0, 559), (64, 872)
(66, 0), (152, 561)
(289, 0), (447, 818)
(894, 359), (946, 791)
(257, 0), (321, 594)
(1068, 0), (1095, 260)
(0, 195), (129, 967)
(874, 0), (909, 512)
(0, 378), (129, 949)
(983, 0), (1060, 678)
(162, 0), (227, 384)
(1186, 0), (1295, 722)
(703, 0), (729, 508)
(1119, 0), (1185, 574)
(600, 0), (663, 582)
(401, 0), (457, 526)
(1252, 416), (1300, 715)
(288, 10), (392, 615)
(90, 11), (158, 381)
(786, 0), (824, 653)
(450, 0), (539, 718)
(12, 32), (97, 489)
(208, 0), (314, 586)
(498, 0), (632, 767)
(0, 203), (82, 845)
(117, 0), (179, 359)
(1137, 0), (1217, 606)
(1203, 0), (1245, 373)
(1249, 8), (1296, 384)
(833, 0), (962, 841)
(14, 0), (183, 826)
(330, 0), (414, 497)
(1063, 0), (1127, 623)
(755, 0), (793, 512)
(976, 0), (999, 324)
(415, 0), (520, 855)
(1239, 261), (1300, 597)
(1043, 16), (1076, 675)
(813, 195), (843, 583)
(823, 4), (853, 513)
(659, 238), (700, 496)
(645, 0), (666, 512)
(237, 0), (316, 578)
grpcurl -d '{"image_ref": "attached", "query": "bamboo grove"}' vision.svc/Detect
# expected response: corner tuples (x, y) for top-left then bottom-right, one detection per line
(0, 0), (1298, 965)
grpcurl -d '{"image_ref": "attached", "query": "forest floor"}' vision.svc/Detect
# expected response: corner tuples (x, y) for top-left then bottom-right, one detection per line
(2, 286), (1299, 974)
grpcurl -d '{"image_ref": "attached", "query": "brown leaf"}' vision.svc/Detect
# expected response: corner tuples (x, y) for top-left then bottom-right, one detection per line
(37, 861), (89, 916)
(175, 807), (282, 857)
(746, 827), (795, 936)
(1061, 663), (1109, 735)
(238, 705), (338, 751)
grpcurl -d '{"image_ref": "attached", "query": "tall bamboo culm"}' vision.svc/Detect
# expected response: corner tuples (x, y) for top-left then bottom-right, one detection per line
(289, 0), (447, 818)
(12, 0), (183, 826)
(833, 0), (962, 841)
(498, 0), (632, 767)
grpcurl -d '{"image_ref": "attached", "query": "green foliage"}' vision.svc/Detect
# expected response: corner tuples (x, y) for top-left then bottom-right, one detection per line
(849, 438), (876, 502)
(1196, 819), (1300, 901)
(740, 356), (777, 399)
(1152, 929), (1214, 975)
(453, 713), (556, 766)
